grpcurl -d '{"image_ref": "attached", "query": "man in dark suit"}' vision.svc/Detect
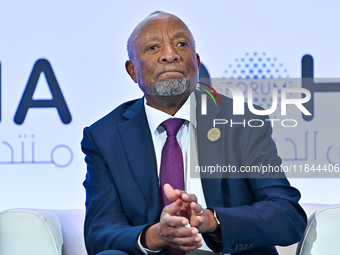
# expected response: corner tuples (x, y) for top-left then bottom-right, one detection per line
(81, 11), (307, 255)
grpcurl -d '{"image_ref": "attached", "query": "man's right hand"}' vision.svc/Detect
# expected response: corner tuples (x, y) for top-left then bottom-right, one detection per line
(142, 199), (203, 251)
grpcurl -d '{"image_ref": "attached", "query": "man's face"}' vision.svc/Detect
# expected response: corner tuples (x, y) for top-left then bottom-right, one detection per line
(127, 14), (200, 98)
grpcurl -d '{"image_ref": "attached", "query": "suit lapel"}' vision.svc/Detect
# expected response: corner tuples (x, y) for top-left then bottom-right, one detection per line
(195, 90), (226, 207)
(118, 98), (162, 223)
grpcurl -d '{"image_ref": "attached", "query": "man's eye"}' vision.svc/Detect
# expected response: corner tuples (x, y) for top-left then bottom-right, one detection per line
(148, 45), (157, 50)
(177, 42), (187, 47)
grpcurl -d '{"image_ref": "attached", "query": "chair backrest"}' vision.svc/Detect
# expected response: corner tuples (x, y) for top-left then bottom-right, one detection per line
(51, 209), (87, 255)
(296, 204), (340, 255)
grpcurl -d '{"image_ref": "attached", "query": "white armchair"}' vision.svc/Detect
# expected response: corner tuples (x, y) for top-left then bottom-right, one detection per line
(295, 204), (340, 255)
(276, 203), (327, 255)
(0, 208), (86, 255)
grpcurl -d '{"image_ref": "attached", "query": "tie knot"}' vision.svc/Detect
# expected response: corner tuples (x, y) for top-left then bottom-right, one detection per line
(161, 118), (185, 137)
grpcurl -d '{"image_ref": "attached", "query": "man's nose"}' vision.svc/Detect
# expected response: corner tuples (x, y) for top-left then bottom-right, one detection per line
(159, 44), (180, 63)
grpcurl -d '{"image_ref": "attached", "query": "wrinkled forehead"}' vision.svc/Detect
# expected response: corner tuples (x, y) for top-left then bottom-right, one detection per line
(130, 13), (194, 50)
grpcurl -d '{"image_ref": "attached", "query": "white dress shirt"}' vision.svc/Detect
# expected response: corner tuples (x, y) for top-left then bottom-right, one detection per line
(138, 92), (212, 254)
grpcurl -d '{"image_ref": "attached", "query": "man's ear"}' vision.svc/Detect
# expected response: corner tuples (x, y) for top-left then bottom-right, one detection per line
(125, 60), (137, 83)
(196, 53), (201, 70)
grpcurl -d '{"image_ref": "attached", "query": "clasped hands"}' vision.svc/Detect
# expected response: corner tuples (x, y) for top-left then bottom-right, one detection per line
(142, 184), (218, 252)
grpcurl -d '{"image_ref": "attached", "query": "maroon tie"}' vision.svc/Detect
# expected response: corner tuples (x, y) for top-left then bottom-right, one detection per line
(160, 118), (186, 255)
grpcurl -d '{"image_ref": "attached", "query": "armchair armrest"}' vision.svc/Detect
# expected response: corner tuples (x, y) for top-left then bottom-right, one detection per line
(0, 208), (63, 255)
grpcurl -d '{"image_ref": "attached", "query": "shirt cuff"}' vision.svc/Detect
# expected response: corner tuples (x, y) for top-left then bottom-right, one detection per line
(137, 229), (161, 254)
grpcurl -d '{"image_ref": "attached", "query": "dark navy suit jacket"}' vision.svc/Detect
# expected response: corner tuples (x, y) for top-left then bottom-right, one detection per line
(81, 90), (307, 255)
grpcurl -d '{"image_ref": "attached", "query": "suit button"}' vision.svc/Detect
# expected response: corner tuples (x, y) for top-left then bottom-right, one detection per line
(249, 243), (253, 248)
(244, 244), (248, 249)
(233, 244), (239, 250)
(238, 244), (244, 249)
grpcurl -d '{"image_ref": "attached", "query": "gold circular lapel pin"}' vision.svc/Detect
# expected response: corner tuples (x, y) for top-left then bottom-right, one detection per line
(207, 127), (221, 142)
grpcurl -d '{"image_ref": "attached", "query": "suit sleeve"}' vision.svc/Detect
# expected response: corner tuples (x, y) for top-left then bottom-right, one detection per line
(81, 127), (148, 255)
(203, 117), (307, 254)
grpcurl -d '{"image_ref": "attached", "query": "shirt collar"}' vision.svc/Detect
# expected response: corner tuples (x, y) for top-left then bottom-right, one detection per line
(144, 91), (197, 135)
